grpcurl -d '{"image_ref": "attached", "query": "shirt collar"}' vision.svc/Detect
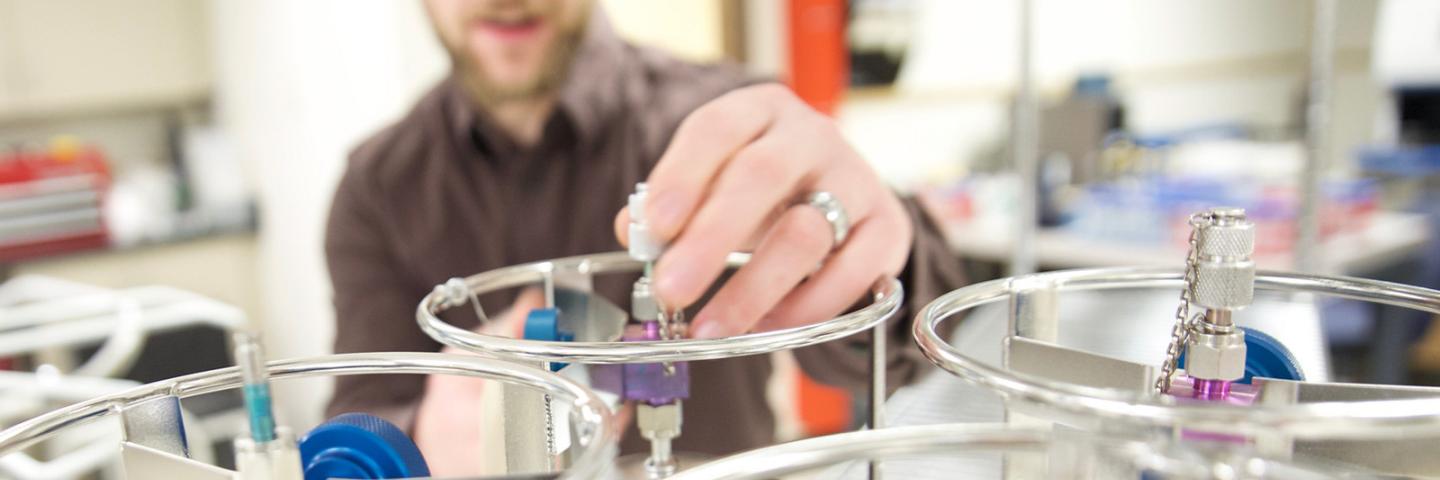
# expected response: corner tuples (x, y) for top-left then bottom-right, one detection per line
(444, 10), (630, 156)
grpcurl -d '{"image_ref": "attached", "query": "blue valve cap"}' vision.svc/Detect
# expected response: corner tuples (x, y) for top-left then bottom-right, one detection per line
(524, 307), (572, 371)
(298, 413), (429, 480)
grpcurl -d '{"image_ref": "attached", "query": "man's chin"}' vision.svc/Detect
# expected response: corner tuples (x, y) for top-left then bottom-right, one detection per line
(461, 73), (550, 105)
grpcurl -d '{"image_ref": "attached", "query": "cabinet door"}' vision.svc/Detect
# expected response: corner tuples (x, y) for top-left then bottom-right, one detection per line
(2, 0), (209, 115)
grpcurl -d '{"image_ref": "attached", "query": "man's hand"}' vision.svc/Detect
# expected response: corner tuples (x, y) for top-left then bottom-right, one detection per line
(414, 288), (543, 476)
(615, 83), (913, 339)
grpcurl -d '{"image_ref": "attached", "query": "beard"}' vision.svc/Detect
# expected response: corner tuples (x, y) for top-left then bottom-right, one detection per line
(452, 28), (583, 107)
(445, 1), (590, 107)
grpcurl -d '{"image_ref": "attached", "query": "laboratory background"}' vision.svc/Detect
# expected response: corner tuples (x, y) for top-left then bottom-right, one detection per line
(4, 0), (1440, 479)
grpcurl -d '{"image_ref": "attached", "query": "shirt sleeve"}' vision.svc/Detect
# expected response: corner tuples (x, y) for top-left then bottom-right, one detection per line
(790, 195), (967, 393)
(323, 159), (434, 431)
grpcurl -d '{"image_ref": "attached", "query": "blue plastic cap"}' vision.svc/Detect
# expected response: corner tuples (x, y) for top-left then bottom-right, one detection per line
(1236, 327), (1305, 383)
(1179, 326), (1305, 384)
(298, 413), (429, 480)
(524, 308), (572, 371)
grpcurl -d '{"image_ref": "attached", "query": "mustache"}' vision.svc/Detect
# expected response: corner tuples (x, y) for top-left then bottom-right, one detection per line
(464, 0), (549, 24)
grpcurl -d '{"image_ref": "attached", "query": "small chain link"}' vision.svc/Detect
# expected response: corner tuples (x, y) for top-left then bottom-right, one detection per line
(658, 309), (681, 375)
(544, 393), (556, 458)
(1155, 212), (1212, 393)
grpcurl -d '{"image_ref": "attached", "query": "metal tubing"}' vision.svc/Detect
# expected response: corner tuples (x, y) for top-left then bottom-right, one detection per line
(669, 424), (1051, 480)
(667, 423), (1335, 480)
(867, 319), (886, 480)
(1296, 0), (1337, 274)
(1009, 0), (1039, 277)
(914, 267), (1440, 439)
(418, 252), (904, 364)
(0, 353), (618, 480)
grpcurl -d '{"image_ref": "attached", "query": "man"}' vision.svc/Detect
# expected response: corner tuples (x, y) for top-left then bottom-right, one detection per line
(325, 0), (964, 474)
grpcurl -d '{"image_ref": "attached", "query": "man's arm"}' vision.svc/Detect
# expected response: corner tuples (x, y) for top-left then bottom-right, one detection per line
(324, 160), (434, 430)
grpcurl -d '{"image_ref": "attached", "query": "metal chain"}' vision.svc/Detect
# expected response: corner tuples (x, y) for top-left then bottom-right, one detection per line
(1155, 212), (1211, 393)
(658, 308), (680, 375)
(544, 393), (556, 459)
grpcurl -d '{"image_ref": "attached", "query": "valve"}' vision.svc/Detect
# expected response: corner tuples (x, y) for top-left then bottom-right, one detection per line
(1184, 207), (1255, 400)
(627, 273), (688, 479)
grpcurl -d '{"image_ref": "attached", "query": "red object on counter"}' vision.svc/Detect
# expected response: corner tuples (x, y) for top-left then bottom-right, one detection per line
(0, 141), (112, 262)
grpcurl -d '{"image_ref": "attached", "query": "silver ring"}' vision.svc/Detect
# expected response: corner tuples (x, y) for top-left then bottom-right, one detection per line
(806, 191), (850, 249)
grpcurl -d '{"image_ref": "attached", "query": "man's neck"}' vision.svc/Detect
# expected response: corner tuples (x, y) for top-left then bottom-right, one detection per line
(485, 96), (556, 149)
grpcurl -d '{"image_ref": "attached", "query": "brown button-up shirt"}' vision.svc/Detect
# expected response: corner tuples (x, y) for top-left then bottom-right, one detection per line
(323, 15), (965, 457)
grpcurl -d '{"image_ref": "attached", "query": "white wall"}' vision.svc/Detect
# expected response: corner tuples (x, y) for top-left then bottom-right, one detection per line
(601, 0), (727, 63)
(211, 0), (447, 427)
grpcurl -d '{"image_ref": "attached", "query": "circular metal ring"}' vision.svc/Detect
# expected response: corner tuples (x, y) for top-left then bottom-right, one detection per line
(806, 191), (850, 248)
(914, 266), (1440, 440)
(418, 252), (903, 364)
(0, 353), (618, 480)
(667, 423), (1332, 480)
(670, 424), (1049, 480)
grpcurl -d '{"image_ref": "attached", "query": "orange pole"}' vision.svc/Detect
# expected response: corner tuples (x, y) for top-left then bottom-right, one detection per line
(786, 0), (854, 437)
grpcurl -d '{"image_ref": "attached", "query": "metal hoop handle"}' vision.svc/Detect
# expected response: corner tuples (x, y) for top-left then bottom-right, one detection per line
(418, 252), (903, 364)
(667, 423), (1331, 480)
(669, 424), (1050, 480)
(914, 267), (1440, 440)
(0, 353), (618, 480)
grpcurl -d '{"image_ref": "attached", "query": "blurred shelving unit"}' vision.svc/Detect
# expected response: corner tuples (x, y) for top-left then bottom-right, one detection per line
(0, 0), (260, 331)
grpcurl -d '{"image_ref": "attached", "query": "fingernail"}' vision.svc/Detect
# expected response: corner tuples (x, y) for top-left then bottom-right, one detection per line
(647, 189), (688, 236)
(692, 320), (727, 339)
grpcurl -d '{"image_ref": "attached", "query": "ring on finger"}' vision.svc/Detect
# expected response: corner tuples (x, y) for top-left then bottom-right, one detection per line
(804, 191), (850, 250)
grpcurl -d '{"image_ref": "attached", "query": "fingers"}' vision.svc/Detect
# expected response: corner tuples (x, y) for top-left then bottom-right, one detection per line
(614, 206), (631, 247)
(652, 123), (824, 308)
(690, 204), (835, 338)
(642, 84), (793, 241)
(756, 201), (912, 332)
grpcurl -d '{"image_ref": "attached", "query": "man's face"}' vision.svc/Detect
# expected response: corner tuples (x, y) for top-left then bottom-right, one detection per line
(425, 0), (591, 104)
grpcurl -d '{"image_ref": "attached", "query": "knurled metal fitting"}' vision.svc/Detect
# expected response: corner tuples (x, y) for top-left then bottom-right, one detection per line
(1193, 259), (1256, 310)
(1193, 207), (1255, 310)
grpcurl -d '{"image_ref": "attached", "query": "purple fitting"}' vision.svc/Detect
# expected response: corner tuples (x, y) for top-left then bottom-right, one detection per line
(1191, 378), (1232, 401)
(621, 322), (690, 405)
(1166, 376), (1252, 444)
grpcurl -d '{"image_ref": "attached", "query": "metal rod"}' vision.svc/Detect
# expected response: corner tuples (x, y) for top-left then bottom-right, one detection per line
(1296, 0), (1337, 273)
(1009, 0), (1039, 276)
(867, 319), (886, 479)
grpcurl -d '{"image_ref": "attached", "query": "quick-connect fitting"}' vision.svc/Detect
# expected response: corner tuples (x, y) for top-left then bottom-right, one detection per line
(629, 183), (665, 262)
